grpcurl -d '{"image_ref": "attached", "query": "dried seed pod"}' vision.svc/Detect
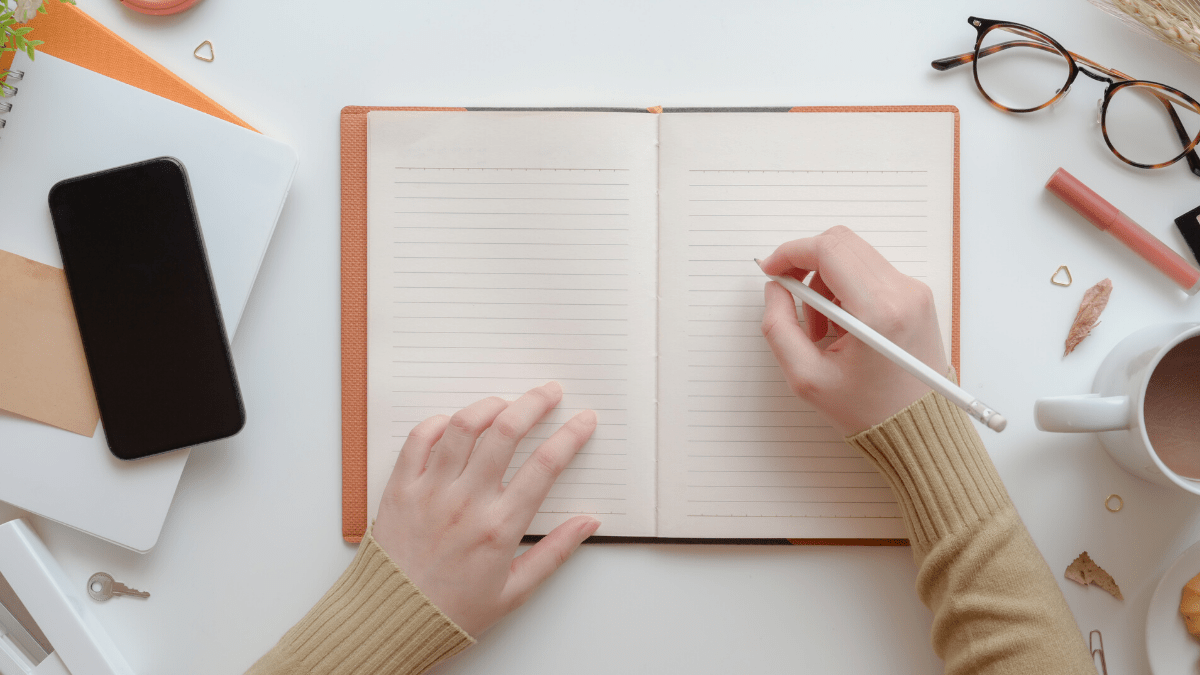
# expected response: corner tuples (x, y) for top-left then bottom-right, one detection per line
(1064, 278), (1113, 356)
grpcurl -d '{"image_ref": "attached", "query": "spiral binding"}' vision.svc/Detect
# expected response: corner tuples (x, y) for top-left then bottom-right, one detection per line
(0, 68), (23, 131)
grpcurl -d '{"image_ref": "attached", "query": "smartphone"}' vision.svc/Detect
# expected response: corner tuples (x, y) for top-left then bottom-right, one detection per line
(48, 157), (245, 460)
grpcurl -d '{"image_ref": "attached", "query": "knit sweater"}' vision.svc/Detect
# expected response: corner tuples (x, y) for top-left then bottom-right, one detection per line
(247, 391), (1094, 674)
(846, 390), (1093, 674)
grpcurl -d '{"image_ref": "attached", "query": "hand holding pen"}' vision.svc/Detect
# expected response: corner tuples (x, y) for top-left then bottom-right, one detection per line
(759, 226), (1004, 436)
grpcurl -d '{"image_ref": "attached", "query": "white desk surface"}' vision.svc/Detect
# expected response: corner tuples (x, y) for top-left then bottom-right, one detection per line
(4, 0), (1200, 672)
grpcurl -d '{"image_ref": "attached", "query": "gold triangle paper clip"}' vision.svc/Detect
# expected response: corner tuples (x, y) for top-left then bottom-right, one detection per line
(194, 40), (215, 62)
(1051, 265), (1072, 287)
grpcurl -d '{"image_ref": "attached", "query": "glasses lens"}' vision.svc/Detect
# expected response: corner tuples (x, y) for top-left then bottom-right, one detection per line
(1104, 83), (1200, 167)
(975, 26), (1071, 111)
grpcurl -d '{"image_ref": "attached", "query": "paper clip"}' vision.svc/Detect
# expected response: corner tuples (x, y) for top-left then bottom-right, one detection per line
(194, 40), (215, 62)
(1090, 630), (1108, 675)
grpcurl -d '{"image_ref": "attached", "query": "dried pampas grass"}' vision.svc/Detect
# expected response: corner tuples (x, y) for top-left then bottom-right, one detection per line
(1090, 0), (1200, 66)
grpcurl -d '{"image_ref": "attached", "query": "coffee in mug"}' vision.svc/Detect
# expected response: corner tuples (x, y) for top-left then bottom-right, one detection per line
(1145, 336), (1200, 478)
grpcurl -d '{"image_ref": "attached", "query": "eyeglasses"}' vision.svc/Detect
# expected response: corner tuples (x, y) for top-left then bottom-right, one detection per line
(933, 16), (1200, 177)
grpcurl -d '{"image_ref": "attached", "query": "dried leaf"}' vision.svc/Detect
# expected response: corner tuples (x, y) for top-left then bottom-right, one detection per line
(1064, 278), (1113, 356)
(1065, 551), (1123, 600)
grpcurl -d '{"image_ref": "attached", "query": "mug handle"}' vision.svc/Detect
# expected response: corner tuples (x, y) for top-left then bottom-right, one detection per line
(1034, 394), (1131, 432)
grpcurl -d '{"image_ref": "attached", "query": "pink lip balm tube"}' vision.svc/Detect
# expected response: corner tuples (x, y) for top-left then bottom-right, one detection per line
(1046, 168), (1200, 295)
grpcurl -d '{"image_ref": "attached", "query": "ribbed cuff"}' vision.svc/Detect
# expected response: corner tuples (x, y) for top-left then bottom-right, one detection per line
(846, 390), (1011, 560)
(246, 529), (473, 675)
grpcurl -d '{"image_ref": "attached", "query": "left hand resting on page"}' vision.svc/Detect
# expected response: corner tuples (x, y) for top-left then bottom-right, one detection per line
(372, 381), (600, 637)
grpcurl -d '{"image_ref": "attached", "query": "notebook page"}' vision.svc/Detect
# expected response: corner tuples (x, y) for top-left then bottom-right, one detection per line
(366, 111), (658, 537)
(656, 112), (956, 539)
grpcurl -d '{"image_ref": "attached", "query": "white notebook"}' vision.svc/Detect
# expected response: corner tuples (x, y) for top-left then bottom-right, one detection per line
(364, 110), (956, 539)
(0, 52), (297, 552)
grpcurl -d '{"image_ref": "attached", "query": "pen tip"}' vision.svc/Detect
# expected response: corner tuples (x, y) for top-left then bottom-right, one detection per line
(987, 414), (1007, 432)
(753, 258), (763, 266)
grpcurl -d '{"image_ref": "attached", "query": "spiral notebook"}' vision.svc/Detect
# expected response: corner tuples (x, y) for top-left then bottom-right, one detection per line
(341, 106), (960, 544)
(0, 49), (297, 552)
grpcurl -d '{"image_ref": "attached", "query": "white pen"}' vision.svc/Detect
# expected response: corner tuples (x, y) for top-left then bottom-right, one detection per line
(755, 259), (1006, 432)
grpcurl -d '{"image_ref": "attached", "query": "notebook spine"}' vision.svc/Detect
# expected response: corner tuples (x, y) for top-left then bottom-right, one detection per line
(0, 68), (23, 131)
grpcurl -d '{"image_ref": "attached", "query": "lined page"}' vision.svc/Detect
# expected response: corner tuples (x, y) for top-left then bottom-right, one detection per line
(366, 111), (658, 537)
(656, 112), (956, 539)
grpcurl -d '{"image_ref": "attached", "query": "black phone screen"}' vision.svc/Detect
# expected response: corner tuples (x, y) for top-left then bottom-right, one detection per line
(48, 157), (244, 460)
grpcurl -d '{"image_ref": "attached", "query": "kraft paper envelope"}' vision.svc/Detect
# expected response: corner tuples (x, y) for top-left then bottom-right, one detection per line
(0, 249), (100, 436)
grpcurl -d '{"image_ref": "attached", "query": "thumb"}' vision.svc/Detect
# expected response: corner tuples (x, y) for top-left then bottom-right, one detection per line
(501, 516), (599, 612)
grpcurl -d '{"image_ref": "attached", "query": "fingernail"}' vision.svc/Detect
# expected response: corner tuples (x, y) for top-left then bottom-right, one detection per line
(545, 381), (563, 396)
(582, 518), (601, 538)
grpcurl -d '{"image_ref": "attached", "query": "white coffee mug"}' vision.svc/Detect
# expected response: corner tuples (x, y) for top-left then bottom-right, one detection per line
(1034, 323), (1200, 493)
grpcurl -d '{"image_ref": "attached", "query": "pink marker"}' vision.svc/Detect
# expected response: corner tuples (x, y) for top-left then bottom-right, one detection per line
(1046, 168), (1200, 295)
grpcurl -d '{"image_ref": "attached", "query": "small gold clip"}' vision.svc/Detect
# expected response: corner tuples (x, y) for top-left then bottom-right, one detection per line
(1090, 630), (1108, 675)
(1105, 494), (1123, 512)
(1051, 265), (1073, 287)
(194, 40), (215, 62)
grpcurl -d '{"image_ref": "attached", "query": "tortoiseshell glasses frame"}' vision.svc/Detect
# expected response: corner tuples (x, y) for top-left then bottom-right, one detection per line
(932, 16), (1200, 176)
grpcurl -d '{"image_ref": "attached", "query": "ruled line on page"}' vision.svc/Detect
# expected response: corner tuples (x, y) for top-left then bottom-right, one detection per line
(687, 515), (902, 518)
(689, 183), (926, 187)
(687, 198), (927, 203)
(686, 168), (928, 173)
(394, 212), (632, 216)
(394, 166), (631, 171)
(396, 181), (631, 185)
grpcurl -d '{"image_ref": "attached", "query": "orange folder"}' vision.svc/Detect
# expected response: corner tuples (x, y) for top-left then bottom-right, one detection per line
(0, 2), (252, 131)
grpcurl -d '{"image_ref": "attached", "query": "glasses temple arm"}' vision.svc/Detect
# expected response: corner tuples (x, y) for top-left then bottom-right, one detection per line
(931, 40), (1063, 71)
(931, 50), (975, 71)
(1159, 99), (1200, 177)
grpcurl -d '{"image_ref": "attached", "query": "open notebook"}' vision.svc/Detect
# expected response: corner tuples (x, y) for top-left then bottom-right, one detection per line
(344, 107), (959, 541)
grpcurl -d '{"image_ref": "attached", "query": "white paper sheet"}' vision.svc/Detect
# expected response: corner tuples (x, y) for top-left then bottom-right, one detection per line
(655, 112), (956, 538)
(366, 111), (659, 536)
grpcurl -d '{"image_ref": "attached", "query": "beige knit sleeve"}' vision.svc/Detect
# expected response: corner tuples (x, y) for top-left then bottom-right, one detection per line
(847, 391), (1093, 675)
(245, 529), (473, 675)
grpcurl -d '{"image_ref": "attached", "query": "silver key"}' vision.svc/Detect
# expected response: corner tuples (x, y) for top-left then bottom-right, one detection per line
(87, 572), (150, 601)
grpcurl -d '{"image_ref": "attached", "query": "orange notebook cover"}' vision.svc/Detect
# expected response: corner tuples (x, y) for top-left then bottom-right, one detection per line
(1, 2), (252, 131)
(340, 106), (960, 545)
